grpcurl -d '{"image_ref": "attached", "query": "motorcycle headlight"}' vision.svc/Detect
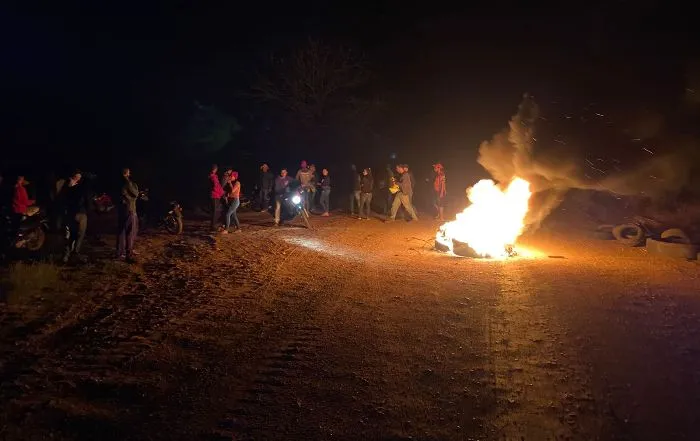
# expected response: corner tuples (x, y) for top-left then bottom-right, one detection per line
(291, 195), (302, 204)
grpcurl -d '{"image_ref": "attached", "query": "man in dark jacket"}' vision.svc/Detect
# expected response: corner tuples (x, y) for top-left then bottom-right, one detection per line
(117, 168), (139, 262)
(62, 170), (89, 263)
(258, 163), (274, 211)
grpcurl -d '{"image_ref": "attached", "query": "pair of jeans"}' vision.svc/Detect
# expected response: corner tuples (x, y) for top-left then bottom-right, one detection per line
(274, 195), (284, 224)
(390, 192), (418, 221)
(210, 198), (221, 230)
(320, 189), (331, 213)
(64, 212), (87, 259)
(259, 187), (271, 211)
(349, 191), (361, 214)
(359, 192), (372, 218)
(224, 198), (240, 230)
(117, 211), (138, 256)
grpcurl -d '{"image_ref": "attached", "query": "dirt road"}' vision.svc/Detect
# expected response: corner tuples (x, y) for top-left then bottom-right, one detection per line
(1, 211), (700, 440)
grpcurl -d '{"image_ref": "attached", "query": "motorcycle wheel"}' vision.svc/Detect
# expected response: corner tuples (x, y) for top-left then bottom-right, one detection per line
(25, 228), (46, 251)
(164, 215), (183, 235)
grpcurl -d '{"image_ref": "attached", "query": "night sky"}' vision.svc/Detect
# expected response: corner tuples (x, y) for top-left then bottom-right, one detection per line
(2, 1), (697, 191)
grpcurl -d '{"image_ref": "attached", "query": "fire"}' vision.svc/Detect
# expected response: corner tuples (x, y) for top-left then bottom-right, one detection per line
(436, 177), (532, 258)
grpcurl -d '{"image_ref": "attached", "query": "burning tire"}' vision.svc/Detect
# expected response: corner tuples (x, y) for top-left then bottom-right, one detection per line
(660, 228), (691, 245)
(646, 238), (698, 260)
(612, 224), (645, 247)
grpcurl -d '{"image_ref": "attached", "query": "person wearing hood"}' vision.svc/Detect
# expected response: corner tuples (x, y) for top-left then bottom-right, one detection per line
(358, 168), (374, 220)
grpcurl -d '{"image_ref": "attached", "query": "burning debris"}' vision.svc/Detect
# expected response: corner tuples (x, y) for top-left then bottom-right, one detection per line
(435, 178), (531, 259)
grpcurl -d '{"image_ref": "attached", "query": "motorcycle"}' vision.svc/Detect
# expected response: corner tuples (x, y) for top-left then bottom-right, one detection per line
(1, 209), (49, 253)
(138, 189), (183, 235)
(283, 186), (312, 229)
(93, 193), (115, 214)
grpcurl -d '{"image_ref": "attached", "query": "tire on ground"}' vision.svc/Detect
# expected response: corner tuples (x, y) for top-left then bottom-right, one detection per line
(612, 224), (645, 247)
(646, 238), (698, 260)
(660, 228), (691, 245)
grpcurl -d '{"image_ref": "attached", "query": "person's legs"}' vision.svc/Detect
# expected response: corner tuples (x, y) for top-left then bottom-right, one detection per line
(364, 193), (373, 218)
(126, 212), (138, 257)
(210, 198), (219, 230)
(402, 194), (419, 221)
(274, 196), (282, 225)
(74, 213), (87, 253)
(320, 190), (329, 214)
(116, 212), (127, 256)
(223, 201), (233, 230)
(389, 193), (402, 220)
(229, 198), (240, 229)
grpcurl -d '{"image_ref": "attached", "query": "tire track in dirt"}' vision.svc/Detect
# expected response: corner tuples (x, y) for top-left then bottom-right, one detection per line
(207, 225), (357, 440)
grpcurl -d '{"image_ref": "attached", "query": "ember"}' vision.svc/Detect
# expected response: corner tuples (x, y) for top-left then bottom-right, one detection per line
(435, 178), (531, 258)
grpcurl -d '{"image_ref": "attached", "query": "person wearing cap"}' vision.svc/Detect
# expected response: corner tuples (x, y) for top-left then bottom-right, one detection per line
(258, 163), (274, 211)
(387, 164), (419, 222)
(222, 169), (242, 233)
(433, 163), (447, 221)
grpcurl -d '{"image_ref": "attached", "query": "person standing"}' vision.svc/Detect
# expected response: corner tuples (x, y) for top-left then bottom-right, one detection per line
(359, 168), (374, 220)
(349, 164), (361, 216)
(62, 170), (89, 263)
(433, 163), (447, 221)
(117, 168), (139, 262)
(274, 168), (292, 226)
(387, 164), (419, 222)
(318, 168), (331, 216)
(295, 160), (313, 211)
(258, 163), (274, 211)
(209, 164), (224, 231)
(222, 170), (242, 233)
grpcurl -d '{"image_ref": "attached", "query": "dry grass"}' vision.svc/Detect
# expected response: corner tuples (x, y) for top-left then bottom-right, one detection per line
(2, 262), (75, 319)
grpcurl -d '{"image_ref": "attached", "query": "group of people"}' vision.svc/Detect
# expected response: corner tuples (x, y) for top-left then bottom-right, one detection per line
(2, 168), (141, 263)
(208, 164), (242, 234)
(208, 159), (448, 231)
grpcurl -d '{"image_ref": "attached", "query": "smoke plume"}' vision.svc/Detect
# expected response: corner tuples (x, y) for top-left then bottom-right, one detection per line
(476, 94), (696, 229)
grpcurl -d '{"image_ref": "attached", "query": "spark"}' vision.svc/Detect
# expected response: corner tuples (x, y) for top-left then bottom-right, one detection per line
(642, 147), (654, 155)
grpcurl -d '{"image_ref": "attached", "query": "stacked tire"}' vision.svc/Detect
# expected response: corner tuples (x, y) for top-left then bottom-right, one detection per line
(646, 228), (698, 260)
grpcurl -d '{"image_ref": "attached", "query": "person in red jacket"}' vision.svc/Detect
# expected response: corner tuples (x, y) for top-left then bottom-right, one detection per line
(12, 175), (38, 217)
(209, 164), (224, 231)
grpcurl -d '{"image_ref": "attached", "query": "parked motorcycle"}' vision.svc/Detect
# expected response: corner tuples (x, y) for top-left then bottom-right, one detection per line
(138, 189), (183, 235)
(1, 209), (49, 253)
(93, 193), (115, 214)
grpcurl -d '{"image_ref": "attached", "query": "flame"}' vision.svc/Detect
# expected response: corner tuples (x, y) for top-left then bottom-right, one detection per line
(436, 177), (532, 258)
